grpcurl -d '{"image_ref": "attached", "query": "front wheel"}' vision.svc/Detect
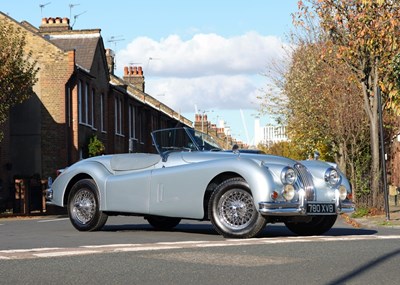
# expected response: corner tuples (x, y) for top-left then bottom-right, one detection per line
(208, 178), (266, 238)
(284, 215), (337, 236)
(68, 179), (108, 231)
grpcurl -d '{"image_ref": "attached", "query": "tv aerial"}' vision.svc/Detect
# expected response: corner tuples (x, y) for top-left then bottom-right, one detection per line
(39, 2), (51, 17)
(108, 35), (125, 49)
(69, 3), (80, 20)
(71, 10), (87, 28)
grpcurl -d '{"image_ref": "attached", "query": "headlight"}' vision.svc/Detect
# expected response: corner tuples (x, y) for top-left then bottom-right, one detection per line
(281, 167), (297, 185)
(282, 185), (295, 201)
(338, 185), (347, 200)
(325, 168), (340, 186)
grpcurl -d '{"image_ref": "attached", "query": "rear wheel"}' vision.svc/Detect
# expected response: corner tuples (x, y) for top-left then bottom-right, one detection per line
(68, 179), (108, 231)
(208, 177), (266, 238)
(146, 216), (181, 230)
(284, 215), (337, 236)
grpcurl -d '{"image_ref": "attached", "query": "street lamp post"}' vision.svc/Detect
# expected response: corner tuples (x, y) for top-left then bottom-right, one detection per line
(378, 87), (390, 221)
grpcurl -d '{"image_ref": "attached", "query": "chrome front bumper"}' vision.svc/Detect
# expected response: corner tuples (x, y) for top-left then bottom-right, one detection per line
(258, 200), (355, 216)
(45, 188), (53, 200)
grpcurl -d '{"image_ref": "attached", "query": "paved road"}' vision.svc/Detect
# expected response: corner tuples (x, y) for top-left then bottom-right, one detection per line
(0, 214), (386, 250)
(1, 216), (400, 284)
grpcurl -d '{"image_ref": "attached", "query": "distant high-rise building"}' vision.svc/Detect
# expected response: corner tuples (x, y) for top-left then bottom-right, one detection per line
(254, 118), (288, 147)
(262, 125), (288, 146)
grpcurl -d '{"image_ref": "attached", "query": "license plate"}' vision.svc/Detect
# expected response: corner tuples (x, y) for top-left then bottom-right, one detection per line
(307, 203), (335, 214)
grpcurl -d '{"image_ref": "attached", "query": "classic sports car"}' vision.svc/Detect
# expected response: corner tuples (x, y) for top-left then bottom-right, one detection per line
(46, 127), (354, 238)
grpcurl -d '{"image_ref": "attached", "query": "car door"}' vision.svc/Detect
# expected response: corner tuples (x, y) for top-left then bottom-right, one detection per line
(148, 153), (211, 219)
(104, 170), (152, 214)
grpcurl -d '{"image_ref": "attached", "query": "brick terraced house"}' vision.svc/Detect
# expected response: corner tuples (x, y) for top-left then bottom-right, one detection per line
(0, 12), (191, 214)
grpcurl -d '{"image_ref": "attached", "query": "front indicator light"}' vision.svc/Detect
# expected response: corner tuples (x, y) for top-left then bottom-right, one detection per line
(347, 192), (353, 200)
(338, 185), (347, 200)
(282, 185), (295, 201)
(271, 191), (279, 200)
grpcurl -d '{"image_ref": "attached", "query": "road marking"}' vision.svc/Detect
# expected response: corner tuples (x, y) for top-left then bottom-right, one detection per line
(37, 218), (69, 223)
(1, 235), (400, 260)
(34, 250), (99, 258)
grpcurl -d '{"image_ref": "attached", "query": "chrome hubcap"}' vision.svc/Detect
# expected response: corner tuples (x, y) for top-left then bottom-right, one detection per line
(72, 189), (96, 224)
(218, 189), (255, 230)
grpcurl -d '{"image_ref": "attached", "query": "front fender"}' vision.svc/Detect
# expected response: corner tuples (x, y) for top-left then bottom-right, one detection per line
(198, 157), (276, 205)
(225, 158), (275, 205)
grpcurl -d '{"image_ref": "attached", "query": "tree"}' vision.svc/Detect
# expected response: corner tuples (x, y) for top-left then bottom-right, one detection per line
(259, 2), (370, 204)
(0, 19), (39, 141)
(259, 141), (303, 160)
(305, 0), (400, 208)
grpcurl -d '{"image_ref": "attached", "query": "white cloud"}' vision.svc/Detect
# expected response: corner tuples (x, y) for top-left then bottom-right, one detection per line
(145, 75), (263, 112)
(115, 32), (287, 113)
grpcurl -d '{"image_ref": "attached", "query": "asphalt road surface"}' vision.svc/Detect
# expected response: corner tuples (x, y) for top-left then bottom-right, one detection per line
(1, 215), (400, 285)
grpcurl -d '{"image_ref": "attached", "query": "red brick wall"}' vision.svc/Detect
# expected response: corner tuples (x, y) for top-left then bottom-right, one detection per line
(0, 13), (72, 179)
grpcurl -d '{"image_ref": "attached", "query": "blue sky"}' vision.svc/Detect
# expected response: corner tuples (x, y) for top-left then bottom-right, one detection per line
(2, 0), (299, 145)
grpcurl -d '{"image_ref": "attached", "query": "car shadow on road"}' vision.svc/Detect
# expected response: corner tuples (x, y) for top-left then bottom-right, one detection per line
(101, 222), (377, 238)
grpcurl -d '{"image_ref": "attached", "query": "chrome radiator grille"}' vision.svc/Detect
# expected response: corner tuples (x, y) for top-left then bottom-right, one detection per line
(294, 163), (315, 201)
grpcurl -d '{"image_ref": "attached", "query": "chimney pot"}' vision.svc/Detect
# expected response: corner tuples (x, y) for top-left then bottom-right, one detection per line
(39, 16), (71, 32)
(123, 65), (145, 92)
(124, 66), (129, 76)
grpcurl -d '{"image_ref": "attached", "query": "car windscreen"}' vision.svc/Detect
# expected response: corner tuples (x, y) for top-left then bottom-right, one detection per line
(188, 129), (223, 151)
(152, 128), (223, 155)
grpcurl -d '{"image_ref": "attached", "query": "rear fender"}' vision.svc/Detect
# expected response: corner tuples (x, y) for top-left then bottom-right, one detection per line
(52, 161), (111, 209)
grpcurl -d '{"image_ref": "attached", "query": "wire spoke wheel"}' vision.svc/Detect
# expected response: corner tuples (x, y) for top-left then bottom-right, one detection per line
(218, 189), (256, 230)
(209, 177), (266, 238)
(68, 179), (108, 231)
(71, 188), (96, 225)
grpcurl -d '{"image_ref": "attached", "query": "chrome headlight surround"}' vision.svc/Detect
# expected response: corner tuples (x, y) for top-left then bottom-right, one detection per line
(325, 167), (340, 187)
(281, 166), (297, 185)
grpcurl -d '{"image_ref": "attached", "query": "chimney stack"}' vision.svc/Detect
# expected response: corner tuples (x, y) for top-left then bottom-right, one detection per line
(39, 17), (71, 33)
(105, 49), (115, 75)
(123, 66), (145, 92)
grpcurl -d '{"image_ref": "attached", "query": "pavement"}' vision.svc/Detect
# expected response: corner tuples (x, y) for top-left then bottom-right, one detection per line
(343, 205), (400, 229)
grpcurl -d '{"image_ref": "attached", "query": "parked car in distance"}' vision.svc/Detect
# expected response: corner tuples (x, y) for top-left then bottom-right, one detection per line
(46, 127), (354, 238)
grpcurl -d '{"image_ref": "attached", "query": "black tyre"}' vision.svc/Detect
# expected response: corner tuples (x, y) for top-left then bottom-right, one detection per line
(208, 177), (266, 238)
(146, 216), (181, 230)
(68, 179), (108, 231)
(284, 215), (337, 236)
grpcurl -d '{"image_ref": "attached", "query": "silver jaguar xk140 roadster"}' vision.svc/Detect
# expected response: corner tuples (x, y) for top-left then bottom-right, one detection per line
(46, 127), (354, 238)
